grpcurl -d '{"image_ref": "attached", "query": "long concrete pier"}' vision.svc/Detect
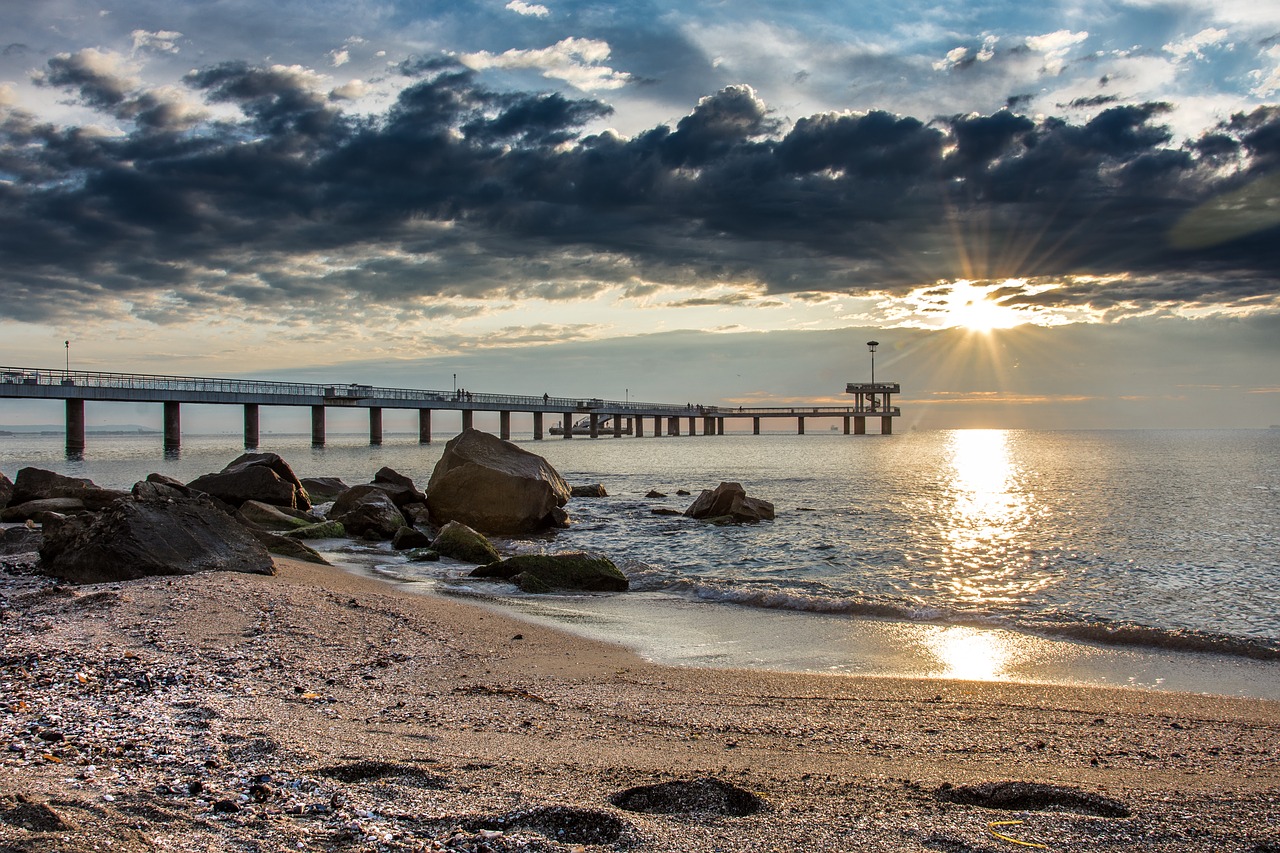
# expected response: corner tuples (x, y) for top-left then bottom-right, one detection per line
(1, 366), (901, 455)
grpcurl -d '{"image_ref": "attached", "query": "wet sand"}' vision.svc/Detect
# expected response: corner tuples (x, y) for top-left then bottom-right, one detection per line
(2, 557), (1279, 852)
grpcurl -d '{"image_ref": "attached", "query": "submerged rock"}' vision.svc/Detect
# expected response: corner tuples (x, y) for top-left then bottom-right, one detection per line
(684, 481), (774, 524)
(426, 430), (570, 534)
(431, 520), (500, 565)
(38, 494), (274, 584)
(470, 552), (628, 593)
(571, 483), (608, 498)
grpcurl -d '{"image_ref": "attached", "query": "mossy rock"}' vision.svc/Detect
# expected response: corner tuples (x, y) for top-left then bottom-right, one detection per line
(432, 520), (501, 565)
(471, 552), (628, 593)
(284, 520), (346, 540)
(406, 548), (441, 562)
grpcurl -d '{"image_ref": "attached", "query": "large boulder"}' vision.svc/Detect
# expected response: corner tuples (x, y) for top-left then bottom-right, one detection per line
(684, 482), (775, 524)
(299, 477), (349, 502)
(328, 485), (406, 540)
(187, 453), (310, 510)
(0, 471), (13, 509)
(426, 430), (571, 534)
(37, 494), (274, 584)
(1, 497), (88, 522)
(470, 553), (628, 593)
(369, 467), (428, 508)
(11, 468), (128, 511)
(431, 520), (500, 565)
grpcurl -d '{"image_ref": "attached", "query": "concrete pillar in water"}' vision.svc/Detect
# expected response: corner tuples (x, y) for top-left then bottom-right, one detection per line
(881, 416), (893, 435)
(418, 409), (432, 444)
(854, 416), (866, 435)
(533, 411), (543, 440)
(797, 416), (805, 435)
(718, 418), (725, 435)
(311, 406), (326, 446)
(613, 416), (622, 438)
(243, 403), (260, 449)
(655, 416), (664, 436)
(562, 412), (573, 438)
(65, 399), (85, 456)
(500, 411), (511, 441)
(369, 407), (383, 445)
(589, 413), (599, 439)
(461, 410), (473, 431)
(753, 417), (760, 435)
(843, 416), (851, 435)
(669, 417), (680, 436)
(635, 416), (644, 437)
(688, 417), (697, 436)
(163, 401), (181, 452)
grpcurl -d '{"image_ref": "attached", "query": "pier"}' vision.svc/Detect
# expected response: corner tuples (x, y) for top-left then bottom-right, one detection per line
(0, 366), (900, 455)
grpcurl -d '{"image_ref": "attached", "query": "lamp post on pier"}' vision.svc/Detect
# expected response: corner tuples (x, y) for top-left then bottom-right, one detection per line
(866, 340), (879, 385)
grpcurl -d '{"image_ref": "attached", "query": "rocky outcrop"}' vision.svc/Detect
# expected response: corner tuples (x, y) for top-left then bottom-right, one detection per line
(187, 452), (310, 510)
(426, 430), (570, 534)
(370, 467), (428, 508)
(684, 482), (775, 524)
(430, 520), (500, 565)
(0, 525), (41, 557)
(470, 552), (628, 593)
(38, 494), (274, 584)
(299, 477), (349, 502)
(237, 500), (315, 532)
(328, 486), (406, 540)
(391, 526), (433, 550)
(571, 483), (608, 498)
(1, 497), (88, 522)
(10, 468), (127, 511)
(0, 471), (13, 509)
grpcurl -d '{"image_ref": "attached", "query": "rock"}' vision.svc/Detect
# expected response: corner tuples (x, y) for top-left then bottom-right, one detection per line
(645, 490), (666, 498)
(283, 520), (347, 540)
(0, 525), (42, 556)
(391, 526), (433, 550)
(471, 552), (628, 593)
(431, 520), (500, 564)
(0, 471), (13, 509)
(329, 486), (406, 540)
(131, 480), (188, 501)
(370, 467), (428, 507)
(188, 452), (310, 510)
(571, 483), (608, 498)
(426, 429), (570, 534)
(10, 467), (128, 511)
(299, 477), (349, 502)
(684, 482), (775, 523)
(248, 529), (330, 565)
(406, 548), (440, 562)
(1, 497), (88, 522)
(650, 507), (682, 516)
(676, 489), (691, 496)
(38, 494), (274, 584)
(237, 500), (314, 531)
(401, 502), (431, 526)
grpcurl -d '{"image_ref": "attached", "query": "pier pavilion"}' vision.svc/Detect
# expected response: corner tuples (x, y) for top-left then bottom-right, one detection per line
(0, 366), (900, 455)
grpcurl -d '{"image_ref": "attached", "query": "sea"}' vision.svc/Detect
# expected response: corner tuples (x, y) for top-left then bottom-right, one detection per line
(4, 428), (1279, 700)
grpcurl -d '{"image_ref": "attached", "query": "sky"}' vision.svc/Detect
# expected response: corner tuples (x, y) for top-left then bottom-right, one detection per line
(1, 0), (1278, 430)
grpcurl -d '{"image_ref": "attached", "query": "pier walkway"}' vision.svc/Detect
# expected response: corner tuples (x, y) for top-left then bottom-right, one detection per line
(0, 366), (900, 454)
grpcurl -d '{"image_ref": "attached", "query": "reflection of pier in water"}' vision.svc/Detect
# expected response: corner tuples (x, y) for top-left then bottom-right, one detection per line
(1, 366), (900, 455)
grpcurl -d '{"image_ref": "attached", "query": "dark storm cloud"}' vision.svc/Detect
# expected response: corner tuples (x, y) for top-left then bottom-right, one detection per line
(3, 53), (1280, 326)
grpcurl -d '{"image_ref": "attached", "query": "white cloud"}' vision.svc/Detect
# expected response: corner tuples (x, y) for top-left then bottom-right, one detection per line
(1025, 30), (1089, 75)
(330, 49), (350, 67)
(1163, 28), (1230, 62)
(1250, 44), (1280, 97)
(506, 0), (550, 17)
(459, 37), (631, 91)
(933, 46), (969, 71)
(130, 29), (182, 55)
(330, 79), (370, 100)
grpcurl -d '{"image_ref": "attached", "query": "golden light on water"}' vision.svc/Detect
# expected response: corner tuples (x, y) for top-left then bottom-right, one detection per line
(926, 626), (1016, 681)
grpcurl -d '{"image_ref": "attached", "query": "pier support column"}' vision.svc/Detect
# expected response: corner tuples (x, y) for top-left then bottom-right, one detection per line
(589, 413), (599, 438)
(718, 418), (725, 435)
(500, 411), (511, 441)
(753, 417), (760, 435)
(613, 416), (622, 438)
(243, 404), (260, 449)
(843, 416), (850, 435)
(669, 417), (680, 436)
(881, 416), (893, 435)
(369, 407), (383, 445)
(688, 417), (697, 436)
(635, 416), (644, 437)
(562, 413), (573, 438)
(655, 416), (664, 436)
(797, 416), (805, 435)
(461, 410), (473, 431)
(533, 412), (543, 440)
(163, 401), (181, 453)
(311, 406), (326, 446)
(854, 416), (866, 435)
(65, 399), (85, 456)
(418, 409), (432, 444)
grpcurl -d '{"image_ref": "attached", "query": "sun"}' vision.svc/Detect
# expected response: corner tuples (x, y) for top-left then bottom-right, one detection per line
(938, 280), (1025, 332)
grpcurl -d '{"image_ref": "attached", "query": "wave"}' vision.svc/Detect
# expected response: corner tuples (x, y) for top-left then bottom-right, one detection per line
(654, 576), (1280, 662)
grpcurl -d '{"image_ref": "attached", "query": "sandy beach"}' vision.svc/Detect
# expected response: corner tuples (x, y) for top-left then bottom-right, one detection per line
(3, 556), (1279, 852)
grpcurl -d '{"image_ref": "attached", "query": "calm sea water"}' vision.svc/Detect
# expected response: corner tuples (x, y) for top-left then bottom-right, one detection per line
(5, 428), (1279, 694)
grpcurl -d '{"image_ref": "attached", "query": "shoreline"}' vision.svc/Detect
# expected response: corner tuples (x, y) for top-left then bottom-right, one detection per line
(3, 557), (1279, 851)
